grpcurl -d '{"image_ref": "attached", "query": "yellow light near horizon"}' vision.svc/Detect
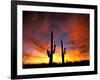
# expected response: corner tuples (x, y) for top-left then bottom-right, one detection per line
(23, 53), (75, 64)
(23, 56), (49, 64)
(53, 54), (62, 63)
(23, 50), (89, 64)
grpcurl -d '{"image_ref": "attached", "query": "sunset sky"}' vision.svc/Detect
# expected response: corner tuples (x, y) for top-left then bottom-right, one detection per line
(23, 11), (90, 64)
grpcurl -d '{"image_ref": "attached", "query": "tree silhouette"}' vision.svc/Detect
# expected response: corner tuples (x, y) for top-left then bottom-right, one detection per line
(61, 40), (66, 64)
(47, 31), (56, 64)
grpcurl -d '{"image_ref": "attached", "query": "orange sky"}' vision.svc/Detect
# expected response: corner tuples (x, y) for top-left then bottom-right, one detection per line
(23, 48), (89, 64)
(23, 11), (90, 65)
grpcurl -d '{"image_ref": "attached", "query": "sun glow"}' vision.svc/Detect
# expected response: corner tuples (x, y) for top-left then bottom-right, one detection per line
(23, 11), (90, 65)
(23, 49), (89, 64)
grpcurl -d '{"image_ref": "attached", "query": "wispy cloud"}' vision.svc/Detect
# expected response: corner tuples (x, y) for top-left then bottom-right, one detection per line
(23, 11), (89, 64)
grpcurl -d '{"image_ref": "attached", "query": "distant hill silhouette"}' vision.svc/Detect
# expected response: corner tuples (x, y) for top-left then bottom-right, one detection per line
(23, 60), (89, 69)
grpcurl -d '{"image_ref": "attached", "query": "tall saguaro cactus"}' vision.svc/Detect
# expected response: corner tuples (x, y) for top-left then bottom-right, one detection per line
(47, 31), (56, 64)
(61, 40), (66, 64)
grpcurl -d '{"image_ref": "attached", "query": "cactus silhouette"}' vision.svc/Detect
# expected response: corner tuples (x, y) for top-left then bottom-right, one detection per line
(47, 31), (56, 64)
(61, 40), (66, 64)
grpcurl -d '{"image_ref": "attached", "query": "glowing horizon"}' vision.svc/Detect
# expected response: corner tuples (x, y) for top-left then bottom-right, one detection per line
(23, 11), (90, 65)
(23, 48), (89, 64)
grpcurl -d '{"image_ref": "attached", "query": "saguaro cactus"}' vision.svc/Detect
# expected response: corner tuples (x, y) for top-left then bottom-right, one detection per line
(61, 40), (66, 64)
(47, 31), (56, 64)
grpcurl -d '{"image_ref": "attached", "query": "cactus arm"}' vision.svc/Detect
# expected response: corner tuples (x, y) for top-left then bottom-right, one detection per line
(64, 48), (66, 54)
(47, 50), (50, 57)
(53, 44), (56, 53)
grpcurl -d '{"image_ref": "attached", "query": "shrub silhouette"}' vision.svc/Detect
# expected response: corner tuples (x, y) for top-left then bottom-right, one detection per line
(47, 31), (56, 64)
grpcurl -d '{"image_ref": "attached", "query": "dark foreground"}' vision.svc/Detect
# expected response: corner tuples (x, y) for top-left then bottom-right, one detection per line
(23, 60), (89, 69)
